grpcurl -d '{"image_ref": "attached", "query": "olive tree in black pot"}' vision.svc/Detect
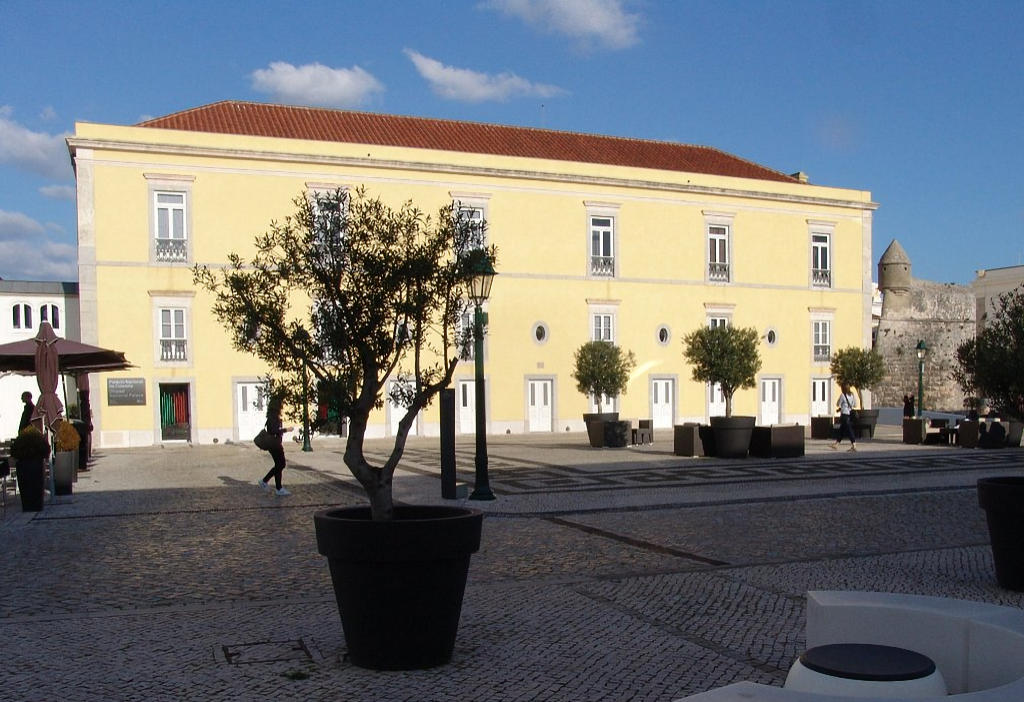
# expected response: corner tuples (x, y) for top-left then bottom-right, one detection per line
(11, 426), (49, 512)
(196, 187), (497, 670)
(683, 325), (762, 458)
(829, 347), (886, 439)
(571, 340), (636, 447)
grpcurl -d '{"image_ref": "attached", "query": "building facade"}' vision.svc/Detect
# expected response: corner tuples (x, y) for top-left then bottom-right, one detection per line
(973, 264), (1024, 331)
(69, 101), (876, 448)
(0, 280), (80, 438)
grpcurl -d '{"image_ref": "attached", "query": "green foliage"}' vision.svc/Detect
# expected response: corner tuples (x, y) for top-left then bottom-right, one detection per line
(11, 426), (50, 461)
(829, 346), (887, 407)
(954, 286), (1024, 420)
(682, 325), (761, 416)
(195, 187), (496, 518)
(54, 420), (80, 452)
(571, 341), (637, 402)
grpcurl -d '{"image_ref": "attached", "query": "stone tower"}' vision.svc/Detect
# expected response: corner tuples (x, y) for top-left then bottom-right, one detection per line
(873, 239), (975, 411)
(878, 239), (912, 315)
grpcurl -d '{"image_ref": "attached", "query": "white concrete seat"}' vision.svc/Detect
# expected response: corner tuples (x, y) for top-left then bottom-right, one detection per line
(675, 591), (1024, 701)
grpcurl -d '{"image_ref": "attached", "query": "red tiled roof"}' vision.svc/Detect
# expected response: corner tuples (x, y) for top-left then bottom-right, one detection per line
(137, 101), (799, 184)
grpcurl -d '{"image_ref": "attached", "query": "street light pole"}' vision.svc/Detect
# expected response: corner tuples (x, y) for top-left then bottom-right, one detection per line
(916, 339), (928, 418)
(469, 302), (494, 500)
(466, 249), (497, 501)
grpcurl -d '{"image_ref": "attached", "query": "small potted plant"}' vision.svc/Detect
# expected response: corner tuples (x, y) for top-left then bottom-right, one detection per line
(571, 340), (637, 447)
(11, 425), (50, 511)
(683, 325), (762, 458)
(53, 419), (81, 495)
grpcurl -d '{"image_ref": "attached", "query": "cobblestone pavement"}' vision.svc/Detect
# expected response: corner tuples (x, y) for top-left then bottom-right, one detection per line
(2, 427), (1023, 701)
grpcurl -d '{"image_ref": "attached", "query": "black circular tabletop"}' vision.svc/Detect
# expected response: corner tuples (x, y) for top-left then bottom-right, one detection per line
(799, 643), (937, 682)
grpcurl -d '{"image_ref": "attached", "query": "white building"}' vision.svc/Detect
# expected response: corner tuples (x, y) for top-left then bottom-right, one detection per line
(0, 280), (80, 438)
(973, 265), (1024, 330)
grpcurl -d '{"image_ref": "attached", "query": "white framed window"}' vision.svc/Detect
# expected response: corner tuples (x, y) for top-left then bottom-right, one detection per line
(590, 216), (615, 277)
(586, 202), (619, 278)
(708, 226), (730, 281)
(160, 308), (187, 362)
(12, 303), (32, 330)
(656, 325), (671, 346)
(39, 304), (60, 330)
(154, 192), (187, 262)
(592, 313), (614, 342)
(532, 322), (549, 345)
(451, 192), (490, 251)
(708, 316), (729, 329)
(704, 211), (735, 283)
(151, 291), (194, 366)
(812, 319), (831, 362)
(459, 206), (485, 249)
(146, 174), (194, 264)
(812, 233), (831, 287)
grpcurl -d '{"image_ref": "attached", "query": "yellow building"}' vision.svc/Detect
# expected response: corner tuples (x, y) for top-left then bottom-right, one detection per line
(68, 101), (876, 447)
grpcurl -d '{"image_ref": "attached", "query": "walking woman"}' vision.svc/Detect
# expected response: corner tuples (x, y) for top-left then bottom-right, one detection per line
(831, 383), (858, 452)
(257, 393), (292, 496)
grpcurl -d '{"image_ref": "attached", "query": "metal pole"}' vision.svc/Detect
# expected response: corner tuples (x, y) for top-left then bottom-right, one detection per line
(469, 303), (494, 500)
(917, 357), (924, 418)
(301, 361), (312, 452)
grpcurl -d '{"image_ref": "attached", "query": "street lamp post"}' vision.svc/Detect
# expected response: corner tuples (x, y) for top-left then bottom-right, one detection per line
(916, 339), (928, 418)
(467, 252), (497, 501)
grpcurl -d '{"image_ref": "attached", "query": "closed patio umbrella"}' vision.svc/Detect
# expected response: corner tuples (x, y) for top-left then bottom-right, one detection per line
(31, 322), (63, 431)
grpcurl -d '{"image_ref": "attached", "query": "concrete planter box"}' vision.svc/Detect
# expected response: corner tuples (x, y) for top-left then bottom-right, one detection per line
(810, 416), (836, 440)
(673, 423), (704, 457)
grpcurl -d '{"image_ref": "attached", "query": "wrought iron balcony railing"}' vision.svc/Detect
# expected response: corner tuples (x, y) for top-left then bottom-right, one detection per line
(160, 339), (188, 362)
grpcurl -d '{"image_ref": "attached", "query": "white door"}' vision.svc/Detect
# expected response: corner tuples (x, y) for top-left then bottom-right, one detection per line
(760, 378), (781, 425)
(237, 381), (267, 441)
(811, 378), (831, 417)
(708, 383), (726, 418)
(652, 378), (674, 429)
(388, 381), (417, 436)
(458, 379), (476, 434)
(527, 379), (553, 432)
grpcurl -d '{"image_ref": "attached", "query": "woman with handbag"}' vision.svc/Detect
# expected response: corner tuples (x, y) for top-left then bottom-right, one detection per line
(830, 383), (858, 452)
(257, 394), (292, 496)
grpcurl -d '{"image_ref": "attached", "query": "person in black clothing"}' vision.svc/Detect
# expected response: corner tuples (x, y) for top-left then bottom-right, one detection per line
(903, 394), (915, 418)
(18, 392), (34, 432)
(257, 394), (293, 496)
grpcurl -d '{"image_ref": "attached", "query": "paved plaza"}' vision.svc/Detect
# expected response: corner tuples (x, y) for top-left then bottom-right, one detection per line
(2, 426), (1024, 701)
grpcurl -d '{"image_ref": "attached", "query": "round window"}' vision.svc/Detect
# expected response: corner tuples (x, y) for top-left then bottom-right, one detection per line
(765, 328), (778, 346)
(533, 322), (548, 344)
(657, 325), (671, 346)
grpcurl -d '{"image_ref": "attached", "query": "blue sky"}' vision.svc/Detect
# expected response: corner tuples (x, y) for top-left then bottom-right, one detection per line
(1, 0), (1022, 284)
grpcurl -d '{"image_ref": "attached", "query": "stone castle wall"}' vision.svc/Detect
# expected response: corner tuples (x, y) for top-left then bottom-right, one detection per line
(873, 279), (975, 411)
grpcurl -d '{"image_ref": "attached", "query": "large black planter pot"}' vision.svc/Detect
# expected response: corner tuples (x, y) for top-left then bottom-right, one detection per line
(15, 458), (45, 512)
(710, 416), (755, 459)
(583, 412), (618, 448)
(852, 409), (879, 439)
(314, 505), (483, 670)
(978, 477), (1024, 591)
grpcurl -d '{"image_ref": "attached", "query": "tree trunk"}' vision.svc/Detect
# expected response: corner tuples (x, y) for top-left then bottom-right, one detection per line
(344, 413), (395, 521)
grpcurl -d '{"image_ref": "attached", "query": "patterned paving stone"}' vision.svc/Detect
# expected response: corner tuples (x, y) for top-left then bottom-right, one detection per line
(1, 436), (1022, 700)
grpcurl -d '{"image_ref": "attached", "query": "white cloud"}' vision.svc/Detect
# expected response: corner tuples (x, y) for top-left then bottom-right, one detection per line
(482, 0), (640, 49)
(0, 238), (77, 280)
(40, 106), (58, 121)
(405, 50), (564, 102)
(0, 209), (46, 240)
(0, 210), (76, 280)
(250, 61), (384, 108)
(39, 184), (76, 201)
(0, 106), (72, 180)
